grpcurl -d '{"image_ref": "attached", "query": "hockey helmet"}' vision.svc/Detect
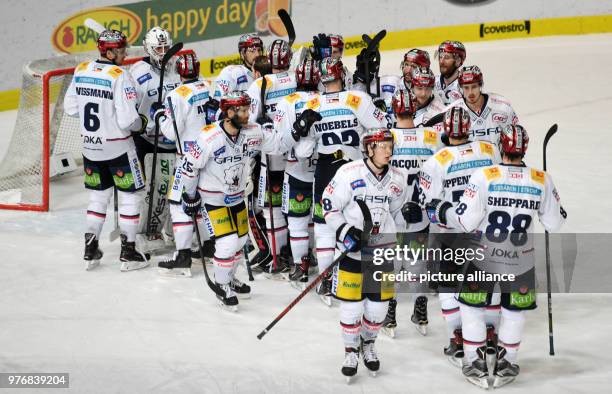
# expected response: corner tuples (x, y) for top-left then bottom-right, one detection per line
(437, 40), (466, 63)
(362, 128), (394, 157)
(402, 48), (431, 69)
(443, 107), (471, 139)
(97, 30), (127, 56)
(220, 91), (251, 113)
(458, 65), (484, 86)
(296, 58), (321, 88)
(392, 88), (418, 117)
(268, 39), (292, 69)
(411, 67), (435, 88)
(499, 124), (529, 156)
(176, 52), (200, 79)
(238, 33), (264, 53)
(329, 34), (345, 50)
(319, 57), (345, 83)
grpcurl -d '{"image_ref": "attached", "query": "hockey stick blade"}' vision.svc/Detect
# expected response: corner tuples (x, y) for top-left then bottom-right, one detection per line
(277, 9), (296, 46)
(543, 124), (558, 171)
(84, 18), (106, 34)
(162, 42), (183, 67)
(362, 30), (387, 53)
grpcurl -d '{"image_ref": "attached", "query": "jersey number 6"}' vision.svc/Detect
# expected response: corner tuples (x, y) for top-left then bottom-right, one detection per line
(84, 102), (100, 132)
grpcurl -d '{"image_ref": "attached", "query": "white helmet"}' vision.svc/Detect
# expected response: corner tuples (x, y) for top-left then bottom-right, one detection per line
(143, 27), (173, 68)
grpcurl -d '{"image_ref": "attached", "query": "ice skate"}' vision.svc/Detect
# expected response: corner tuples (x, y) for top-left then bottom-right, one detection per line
(191, 239), (215, 262)
(263, 247), (292, 280)
(410, 296), (428, 336)
(444, 329), (465, 368)
(381, 299), (397, 338)
(463, 346), (489, 389)
(341, 347), (359, 383)
(229, 276), (251, 299)
(158, 249), (192, 277)
(216, 283), (239, 312)
(84, 233), (103, 270)
(316, 271), (333, 307)
(493, 347), (519, 388)
(361, 339), (380, 377)
(119, 234), (150, 271)
(485, 324), (498, 371)
(288, 256), (310, 290)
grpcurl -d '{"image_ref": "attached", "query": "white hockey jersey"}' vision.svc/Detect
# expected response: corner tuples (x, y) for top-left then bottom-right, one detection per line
(274, 90), (321, 183)
(446, 164), (566, 274)
(159, 79), (213, 154)
(173, 121), (286, 207)
(352, 75), (398, 127)
(322, 160), (409, 259)
(129, 59), (181, 149)
(419, 141), (501, 231)
(435, 75), (462, 106)
(293, 90), (388, 161)
(213, 64), (254, 98)
(390, 127), (444, 231)
(414, 94), (446, 129)
(446, 93), (519, 144)
(64, 60), (141, 161)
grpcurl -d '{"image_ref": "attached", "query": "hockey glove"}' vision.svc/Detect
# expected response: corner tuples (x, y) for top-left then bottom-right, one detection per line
(203, 98), (220, 125)
(373, 98), (387, 113)
(291, 109), (322, 141)
(402, 201), (423, 224)
(337, 224), (363, 253)
(312, 33), (332, 60)
(132, 114), (148, 135)
(256, 114), (273, 127)
(181, 192), (201, 216)
(150, 102), (166, 125)
(425, 199), (452, 225)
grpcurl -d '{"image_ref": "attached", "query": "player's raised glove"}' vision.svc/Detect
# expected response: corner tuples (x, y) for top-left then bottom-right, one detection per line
(312, 33), (332, 60)
(150, 102), (166, 124)
(402, 201), (423, 224)
(181, 192), (201, 216)
(373, 98), (387, 113)
(291, 109), (322, 141)
(203, 98), (220, 124)
(337, 224), (363, 252)
(426, 199), (452, 225)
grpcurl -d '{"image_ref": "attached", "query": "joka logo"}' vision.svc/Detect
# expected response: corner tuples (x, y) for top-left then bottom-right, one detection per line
(52, 7), (142, 54)
(480, 20), (531, 38)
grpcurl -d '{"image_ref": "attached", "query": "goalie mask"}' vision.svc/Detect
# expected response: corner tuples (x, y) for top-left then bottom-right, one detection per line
(143, 27), (173, 69)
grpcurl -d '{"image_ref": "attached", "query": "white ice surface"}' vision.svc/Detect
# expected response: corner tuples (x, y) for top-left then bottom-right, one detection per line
(1, 34), (612, 393)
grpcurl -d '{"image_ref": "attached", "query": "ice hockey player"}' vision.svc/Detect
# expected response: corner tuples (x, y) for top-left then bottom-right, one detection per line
(246, 39), (297, 275)
(411, 67), (446, 128)
(381, 88), (444, 337)
(435, 40), (466, 106)
(419, 107), (501, 366)
(399, 48), (431, 90)
(426, 124), (566, 388)
(290, 57), (388, 305)
(129, 27), (181, 168)
(311, 33), (352, 89)
(448, 65), (519, 144)
(145, 52), (215, 277)
(64, 30), (149, 272)
(274, 57), (322, 287)
(128, 27), (181, 241)
(322, 128), (409, 381)
(172, 91), (289, 310)
(213, 33), (263, 98)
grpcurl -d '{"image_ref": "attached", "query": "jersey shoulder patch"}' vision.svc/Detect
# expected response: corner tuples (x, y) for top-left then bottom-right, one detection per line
(175, 85), (193, 98)
(484, 166), (502, 181)
(479, 141), (495, 156)
(75, 61), (90, 72)
(345, 93), (362, 110)
(285, 92), (301, 104)
(423, 130), (438, 146)
(306, 96), (321, 110)
(434, 148), (453, 166)
(530, 168), (545, 185)
(107, 66), (123, 79)
(256, 76), (271, 88)
(201, 124), (217, 133)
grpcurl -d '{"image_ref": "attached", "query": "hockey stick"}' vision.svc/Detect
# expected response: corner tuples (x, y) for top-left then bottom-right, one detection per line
(84, 18), (106, 34)
(192, 211), (225, 297)
(243, 244), (254, 281)
(167, 96), (183, 156)
(146, 42), (183, 237)
(259, 74), (280, 270)
(277, 9), (296, 46)
(109, 188), (120, 242)
(543, 123), (558, 356)
(423, 112), (444, 127)
(257, 200), (373, 340)
(361, 30), (386, 98)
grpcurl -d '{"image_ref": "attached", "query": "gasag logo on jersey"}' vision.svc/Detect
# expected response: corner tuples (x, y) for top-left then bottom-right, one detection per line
(492, 113), (508, 123)
(479, 20), (531, 39)
(351, 179), (366, 190)
(354, 195), (390, 204)
(137, 73), (152, 85)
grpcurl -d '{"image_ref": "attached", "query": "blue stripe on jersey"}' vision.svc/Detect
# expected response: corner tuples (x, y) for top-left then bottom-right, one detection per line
(266, 88), (296, 99)
(75, 76), (112, 88)
(319, 108), (355, 118)
(393, 147), (434, 155)
(188, 92), (210, 104)
(488, 184), (542, 196)
(448, 159), (493, 173)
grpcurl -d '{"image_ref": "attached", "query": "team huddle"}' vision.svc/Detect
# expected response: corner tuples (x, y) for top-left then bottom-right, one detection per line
(64, 26), (566, 388)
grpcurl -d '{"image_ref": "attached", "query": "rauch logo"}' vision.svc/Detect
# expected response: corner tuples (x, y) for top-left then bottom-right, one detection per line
(52, 7), (142, 54)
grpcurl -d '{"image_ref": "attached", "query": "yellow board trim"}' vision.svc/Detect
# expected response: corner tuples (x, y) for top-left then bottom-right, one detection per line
(2, 14), (612, 111)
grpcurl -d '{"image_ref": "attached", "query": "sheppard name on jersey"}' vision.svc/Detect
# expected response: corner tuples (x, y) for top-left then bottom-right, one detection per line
(488, 196), (541, 210)
(314, 119), (358, 132)
(444, 175), (471, 188)
(75, 87), (113, 100)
